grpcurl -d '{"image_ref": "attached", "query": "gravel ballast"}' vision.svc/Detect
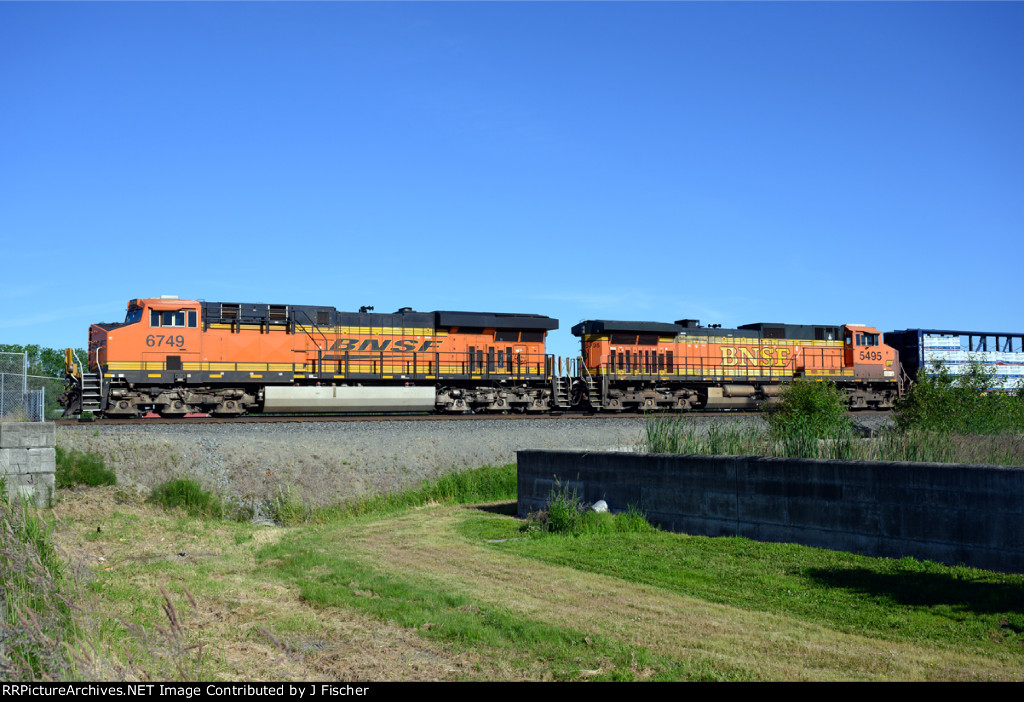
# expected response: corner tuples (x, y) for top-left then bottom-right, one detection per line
(57, 417), (650, 508)
(57, 414), (892, 513)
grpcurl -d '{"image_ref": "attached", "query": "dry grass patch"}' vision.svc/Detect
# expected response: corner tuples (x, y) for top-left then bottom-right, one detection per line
(49, 487), (514, 681)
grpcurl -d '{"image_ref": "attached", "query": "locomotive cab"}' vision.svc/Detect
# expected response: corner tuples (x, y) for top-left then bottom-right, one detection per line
(138, 297), (203, 374)
(843, 325), (897, 380)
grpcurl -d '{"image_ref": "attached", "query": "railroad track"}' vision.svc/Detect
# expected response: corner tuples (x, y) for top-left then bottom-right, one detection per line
(54, 410), (892, 427)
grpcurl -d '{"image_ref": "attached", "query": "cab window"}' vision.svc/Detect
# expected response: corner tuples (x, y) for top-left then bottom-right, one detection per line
(125, 308), (143, 324)
(150, 310), (197, 328)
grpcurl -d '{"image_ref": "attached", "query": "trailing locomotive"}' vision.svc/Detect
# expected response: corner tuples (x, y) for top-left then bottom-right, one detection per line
(572, 318), (903, 411)
(60, 297), (561, 417)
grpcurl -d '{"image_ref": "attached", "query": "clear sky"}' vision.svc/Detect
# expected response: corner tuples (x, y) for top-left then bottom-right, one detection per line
(2, 1), (1022, 362)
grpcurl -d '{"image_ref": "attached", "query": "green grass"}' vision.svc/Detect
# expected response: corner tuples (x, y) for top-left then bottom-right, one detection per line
(271, 463), (518, 525)
(0, 480), (76, 679)
(260, 526), (746, 681)
(48, 456), (1024, 681)
(526, 482), (655, 537)
(55, 445), (116, 488)
(467, 520), (1024, 653)
(641, 416), (1024, 466)
(259, 467), (747, 679)
(259, 462), (1022, 675)
(645, 367), (1024, 466)
(895, 361), (1024, 435)
(148, 478), (225, 519)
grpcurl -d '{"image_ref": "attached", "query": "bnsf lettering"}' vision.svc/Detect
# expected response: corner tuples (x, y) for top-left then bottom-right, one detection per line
(721, 346), (792, 367)
(327, 338), (441, 353)
(359, 339), (390, 352)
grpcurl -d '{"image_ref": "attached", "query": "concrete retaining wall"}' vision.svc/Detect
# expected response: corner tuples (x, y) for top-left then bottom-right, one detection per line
(517, 450), (1024, 574)
(0, 422), (56, 508)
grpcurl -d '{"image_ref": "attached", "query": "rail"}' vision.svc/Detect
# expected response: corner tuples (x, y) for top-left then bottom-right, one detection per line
(593, 346), (866, 379)
(111, 351), (556, 381)
(291, 308), (330, 373)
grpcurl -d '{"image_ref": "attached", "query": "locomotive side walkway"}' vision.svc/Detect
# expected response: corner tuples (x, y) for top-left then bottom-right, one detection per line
(517, 450), (1024, 574)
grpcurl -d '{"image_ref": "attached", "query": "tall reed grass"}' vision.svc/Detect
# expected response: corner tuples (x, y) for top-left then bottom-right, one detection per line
(643, 371), (1024, 466)
(642, 415), (1024, 465)
(0, 480), (76, 679)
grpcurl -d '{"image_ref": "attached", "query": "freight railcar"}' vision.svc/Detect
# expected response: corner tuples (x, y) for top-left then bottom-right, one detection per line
(61, 297), (561, 417)
(885, 328), (1024, 392)
(572, 318), (902, 411)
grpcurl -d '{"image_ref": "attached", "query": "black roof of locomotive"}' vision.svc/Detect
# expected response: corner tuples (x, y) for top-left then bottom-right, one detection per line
(572, 319), (844, 341)
(197, 301), (556, 331)
(436, 311), (557, 331)
(571, 320), (681, 336)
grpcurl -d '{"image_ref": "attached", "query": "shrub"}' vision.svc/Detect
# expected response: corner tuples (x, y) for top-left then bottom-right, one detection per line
(55, 446), (116, 488)
(530, 484), (655, 536)
(763, 378), (854, 439)
(894, 360), (1024, 435)
(148, 478), (223, 519)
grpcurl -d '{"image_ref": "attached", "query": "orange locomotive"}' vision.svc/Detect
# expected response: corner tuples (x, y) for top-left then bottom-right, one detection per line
(571, 318), (901, 411)
(61, 297), (560, 417)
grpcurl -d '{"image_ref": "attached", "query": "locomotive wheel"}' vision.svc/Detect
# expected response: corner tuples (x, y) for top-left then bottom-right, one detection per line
(157, 399), (189, 417)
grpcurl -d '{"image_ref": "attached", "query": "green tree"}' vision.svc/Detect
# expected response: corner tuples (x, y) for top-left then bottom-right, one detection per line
(0, 344), (87, 378)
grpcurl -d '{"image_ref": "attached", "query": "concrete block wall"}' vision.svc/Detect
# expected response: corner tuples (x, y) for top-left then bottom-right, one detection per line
(517, 450), (1024, 574)
(0, 422), (56, 508)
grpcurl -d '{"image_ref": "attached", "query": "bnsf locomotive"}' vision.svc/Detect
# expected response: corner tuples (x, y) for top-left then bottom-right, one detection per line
(61, 297), (903, 417)
(572, 318), (902, 412)
(60, 297), (560, 417)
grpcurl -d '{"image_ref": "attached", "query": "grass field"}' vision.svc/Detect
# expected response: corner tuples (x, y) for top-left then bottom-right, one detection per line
(35, 464), (1024, 682)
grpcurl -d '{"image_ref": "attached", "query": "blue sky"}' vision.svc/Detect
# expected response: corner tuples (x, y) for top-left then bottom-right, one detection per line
(2, 1), (1022, 362)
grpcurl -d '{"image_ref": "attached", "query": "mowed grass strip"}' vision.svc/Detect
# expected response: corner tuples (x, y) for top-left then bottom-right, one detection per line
(468, 519), (1024, 655)
(259, 496), (1024, 680)
(262, 543), (740, 681)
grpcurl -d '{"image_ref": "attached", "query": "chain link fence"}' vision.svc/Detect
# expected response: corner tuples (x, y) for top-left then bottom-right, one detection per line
(1, 352), (64, 421)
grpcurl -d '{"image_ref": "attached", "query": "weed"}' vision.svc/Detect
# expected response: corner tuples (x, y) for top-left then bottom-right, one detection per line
(119, 586), (206, 680)
(270, 464), (517, 526)
(764, 378), (855, 440)
(895, 360), (1024, 435)
(529, 483), (655, 537)
(55, 446), (116, 488)
(0, 479), (76, 680)
(148, 479), (223, 519)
